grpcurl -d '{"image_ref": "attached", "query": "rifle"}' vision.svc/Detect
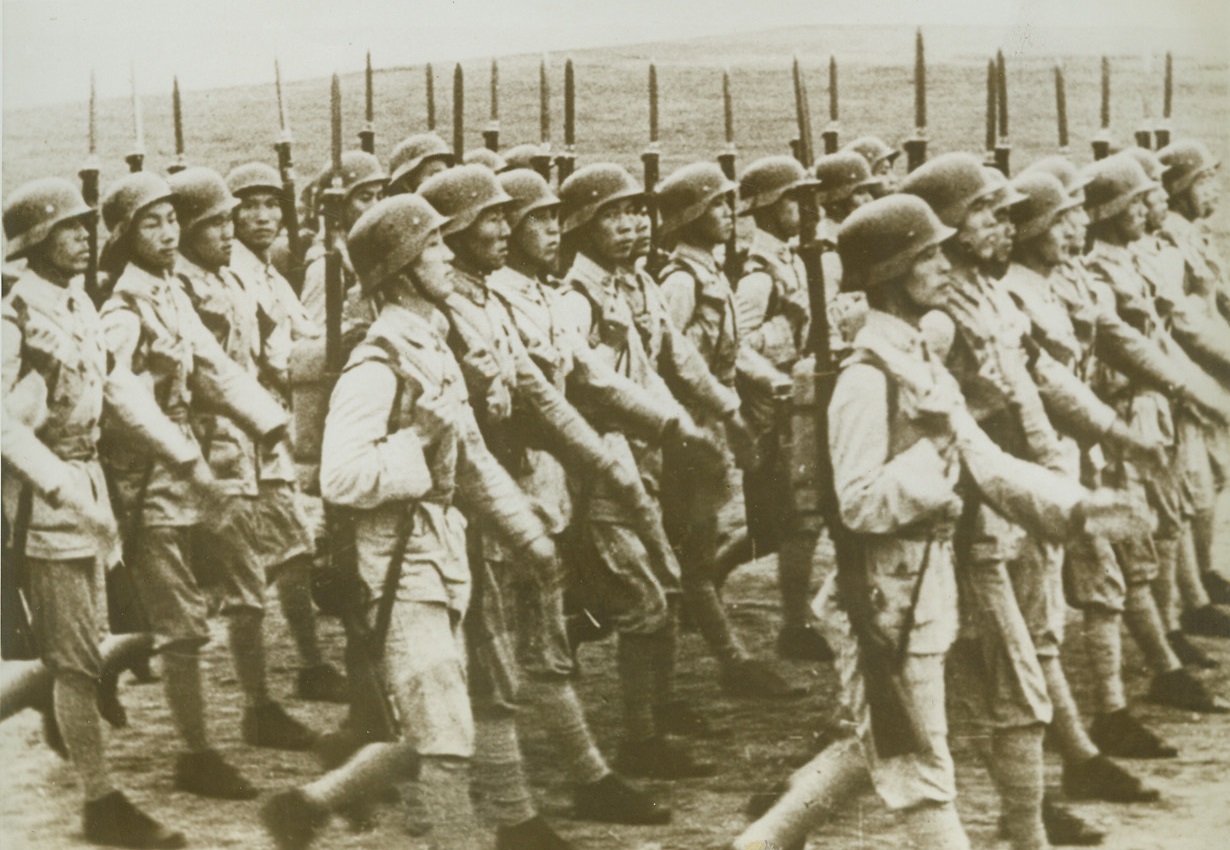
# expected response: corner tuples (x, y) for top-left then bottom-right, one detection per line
(1134, 52), (1153, 149)
(359, 50), (375, 155)
(903, 28), (928, 172)
(822, 54), (839, 155)
(322, 73), (398, 745)
(125, 63), (145, 173)
(426, 62), (436, 132)
(793, 54), (929, 760)
(168, 75), (187, 174)
(273, 59), (305, 294)
(1054, 61), (1070, 153)
(79, 70), (102, 306)
(1092, 56), (1112, 161)
(556, 58), (577, 183)
(1155, 51), (1172, 149)
(994, 49), (1011, 175)
(452, 63), (465, 162)
(717, 67), (740, 281)
(531, 55), (553, 181)
(641, 61), (664, 277)
(483, 58), (500, 152)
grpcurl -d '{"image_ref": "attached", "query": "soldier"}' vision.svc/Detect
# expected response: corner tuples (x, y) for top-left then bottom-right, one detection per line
(501, 143), (547, 173)
(167, 167), (320, 750)
(843, 135), (901, 195)
(98, 172), (287, 799)
(814, 150), (882, 349)
(225, 162), (347, 703)
(386, 133), (454, 195)
(730, 194), (1140, 850)
(554, 163), (737, 777)
(464, 147), (508, 173)
(2, 178), (184, 848)
(732, 156), (832, 662)
(298, 151), (387, 328)
(653, 161), (801, 698)
(261, 193), (561, 850)
(485, 167), (675, 824)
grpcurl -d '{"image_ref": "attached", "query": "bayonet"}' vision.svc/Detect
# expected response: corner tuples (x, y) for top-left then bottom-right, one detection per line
(483, 58), (500, 152)
(903, 28), (927, 172)
(642, 61), (663, 276)
(1055, 61), (1069, 152)
(532, 54), (553, 180)
(325, 72), (345, 370)
(426, 63), (436, 131)
(359, 50), (375, 154)
(453, 63), (464, 162)
(1135, 52), (1153, 149)
(717, 68), (739, 280)
(556, 58), (576, 183)
(169, 75), (186, 173)
(126, 63), (145, 173)
(822, 54), (839, 154)
(1156, 51), (1173, 148)
(984, 57), (997, 162)
(994, 49), (1011, 175)
(80, 70), (101, 304)
(1093, 56), (1112, 160)
(273, 58), (304, 293)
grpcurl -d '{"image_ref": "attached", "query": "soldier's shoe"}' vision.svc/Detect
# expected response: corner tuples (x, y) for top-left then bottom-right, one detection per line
(261, 789), (329, 850)
(654, 698), (726, 739)
(1147, 669), (1230, 713)
(998, 797), (1105, 846)
(1202, 571), (1230, 605)
(1180, 604), (1230, 638)
(1168, 631), (1218, 669)
(173, 749), (259, 800)
(720, 658), (808, 699)
(83, 791), (186, 849)
(242, 702), (319, 751)
(776, 624), (834, 662)
(296, 664), (349, 704)
(615, 736), (718, 780)
(496, 816), (573, 850)
(1061, 754), (1160, 803)
(573, 774), (671, 825)
(1088, 709), (1178, 759)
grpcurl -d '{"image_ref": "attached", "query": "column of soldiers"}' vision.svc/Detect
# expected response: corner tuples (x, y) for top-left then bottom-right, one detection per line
(4, 95), (1230, 850)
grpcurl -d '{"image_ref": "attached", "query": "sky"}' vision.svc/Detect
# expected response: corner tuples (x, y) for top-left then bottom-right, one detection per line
(2, 0), (1228, 109)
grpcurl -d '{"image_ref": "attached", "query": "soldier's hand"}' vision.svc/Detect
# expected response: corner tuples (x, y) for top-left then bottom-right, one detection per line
(724, 410), (760, 471)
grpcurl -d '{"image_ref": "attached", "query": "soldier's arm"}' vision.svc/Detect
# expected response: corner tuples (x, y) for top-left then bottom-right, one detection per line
(0, 318), (76, 499)
(1165, 299), (1230, 381)
(657, 269), (697, 335)
(654, 299), (739, 419)
(319, 359), (434, 510)
(565, 343), (677, 441)
(1030, 348), (1119, 443)
(735, 270), (797, 358)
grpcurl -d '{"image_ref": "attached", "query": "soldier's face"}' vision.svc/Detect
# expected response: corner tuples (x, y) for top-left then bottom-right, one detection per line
(771, 193), (802, 239)
(631, 206), (651, 259)
(1111, 196), (1148, 243)
(42, 217), (91, 275)
(186, 214), (234, 270)
(344, 184), (383, 231)
(513, 207), (560, 272)
(408, 230), (454, 300)
(873, 159), (898, 194)
(991, 207), (1015, 264)
(131, 201), (180, 272)
(695, 195), (734, 245)
(1188, 173), (1218, 219)
(1062, 205), (1088, 255)
(956, 197), (998, 262)
(1143, 187), (1169, 232)
(234, 191), (283, 252)
(456, 206), (510, 273)
(1033, 217), (1068, 267)
(904, 244), (952, 310)
(586, 199), (637, 264)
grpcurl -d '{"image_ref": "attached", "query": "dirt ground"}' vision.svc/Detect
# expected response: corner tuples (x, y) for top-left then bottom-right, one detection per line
(3, 488), (1229, 850)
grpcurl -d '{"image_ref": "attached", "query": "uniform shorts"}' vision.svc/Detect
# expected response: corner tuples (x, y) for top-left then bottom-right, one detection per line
(129, 525), (211, 650)
(488, 551), (573, 684)
(567, 519), (670, 637)
(383, 599), (473, 758)
(27, 556), (104, 678)
(210, 485), (316, 613)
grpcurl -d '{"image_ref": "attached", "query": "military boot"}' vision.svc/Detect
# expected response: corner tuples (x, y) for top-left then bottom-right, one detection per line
(1167, 630), (1217, 669)
(1147, 668), (1230, 713)
(1089, 709), (1178, 759)
(243, 701), (318, 751)
(83, 791), (186, 849)
(1180, 604), (1230, 638)
(262, 788), (329, 850)
(573, 774), (671, 825)
(1061, 754), (1160, 803)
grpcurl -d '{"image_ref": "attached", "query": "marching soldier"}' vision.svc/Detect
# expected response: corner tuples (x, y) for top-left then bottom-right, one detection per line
(843, 135), (901, 196)
(486, 167), (675, 824)
(814, 149), (882, 349)
(98, 172), (286, 798)
(262, 193), (562, 850)
(225, 161), (347, 703)
(3, 178), (185, 848)
(167, 166), (320, 748)
(298, 151), (387, 328)
(730, 193), (1141, 850)
(386, 133), (454, 195)
(732, 156), (833, 662)
(653, 161), (801, 698)
(464, 147), (508, 173)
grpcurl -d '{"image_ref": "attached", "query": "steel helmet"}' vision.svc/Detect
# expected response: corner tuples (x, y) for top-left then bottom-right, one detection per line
(843, 136), (900, 170)
(655, 162), (737, 236)
(838, 194), (955, 292)
(900, 152), (1001, 228)
(982, 166), (1027, 211)
(558, 164), (643, 234)
(499, 168), (559, 232)
(3, 178), (96, 261)
(464, 148), (508, 173)
(1022, 155), (1089, 199)
(168, 167), (239, 232)
(226, 162), (283, 198)
(1156, 139), (1220, 197)
(813, 151), (882, 204)
(322, 151), (388, 200)
(101, 172), (174, 254)
(1008, 172), (1083, 242)
(1081, 156), (1158, 223)
(737, 156), (819, 216)
(501, 143), (547, 173)
(419, 164), (514, 236)
(348, 194), (449, 294)
(1118, 148), (1165, 183)
(388, 134), (454, 190)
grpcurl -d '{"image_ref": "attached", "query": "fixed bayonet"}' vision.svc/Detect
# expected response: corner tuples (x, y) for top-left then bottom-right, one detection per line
(273, 58), (304, 293)
(126, 63), (145, 173)
(359, 50), (375, 154)
(1093, 56), (1112, 160)
(532, 54), (552, 180)
(984, 57), (997, 163)
(169, 75), (187, 173)
(556, 58), (576, 183)
(903, 28), (927, 172)
(642, 61), (663, 276)
(80, 70), (101, 304)
(453, 63), (464, 162)
(1135, 53), (1153, 149)
(994, 49), (1011, 175)
(324, 72), (345, 371)
(717, 67), (740, 280)
(822, 54), (839, 154)
(1055, 61), (1069, 152)
(483, 58), (500, 152)
(1155, 51), (1173, 149)
(426, 63), (436, 131)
